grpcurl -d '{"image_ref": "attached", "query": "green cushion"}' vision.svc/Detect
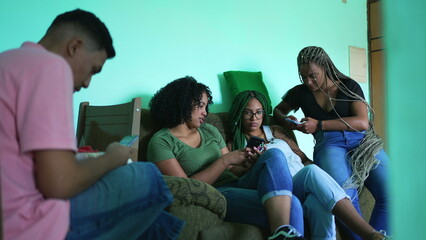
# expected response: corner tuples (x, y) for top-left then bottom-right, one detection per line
(223, 71), (272, 114)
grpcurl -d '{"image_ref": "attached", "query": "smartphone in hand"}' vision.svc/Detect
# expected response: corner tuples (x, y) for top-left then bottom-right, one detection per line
(285, 118), (302, 125)
(246, 136), (266, 149)
(119, 135), (139, 164)
(119, 135), (139, 147)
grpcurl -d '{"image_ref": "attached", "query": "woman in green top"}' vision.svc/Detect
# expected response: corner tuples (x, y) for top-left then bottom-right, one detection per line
(147, 76), (305, 240)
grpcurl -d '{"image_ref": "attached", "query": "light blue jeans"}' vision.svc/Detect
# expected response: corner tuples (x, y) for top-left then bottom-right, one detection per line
(314, 130), (390, 240)
(292, 164), (349, 240)
(218, 149), (350, 239)
(66, 162), (184, 240)
(217, 148), (304, 234)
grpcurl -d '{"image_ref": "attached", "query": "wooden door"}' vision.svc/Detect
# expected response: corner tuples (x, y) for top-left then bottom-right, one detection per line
(368, 0), (387, 149)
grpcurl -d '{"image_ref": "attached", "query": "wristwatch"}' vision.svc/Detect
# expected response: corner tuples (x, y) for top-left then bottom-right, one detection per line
(317, 120), (322, 131)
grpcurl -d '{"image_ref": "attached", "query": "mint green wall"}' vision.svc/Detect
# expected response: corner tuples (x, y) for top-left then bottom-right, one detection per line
(385, 1), (426, 239)
(3, 2), (424, 238)
(0, 0), (368, 160)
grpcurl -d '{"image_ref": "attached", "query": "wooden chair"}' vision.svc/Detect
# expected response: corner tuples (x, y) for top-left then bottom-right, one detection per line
(76, 97), (142, 161)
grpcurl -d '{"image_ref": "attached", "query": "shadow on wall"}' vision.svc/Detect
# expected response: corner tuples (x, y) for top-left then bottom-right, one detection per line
(210, 73), (233, 113)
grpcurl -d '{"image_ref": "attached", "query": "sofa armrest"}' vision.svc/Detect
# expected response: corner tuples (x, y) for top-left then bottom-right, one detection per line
(163, 175), (227, 219)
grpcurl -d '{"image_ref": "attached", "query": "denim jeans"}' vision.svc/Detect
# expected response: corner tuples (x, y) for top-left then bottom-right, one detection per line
(292, 164), (348, 240)
(314, 130), (390, 239)
(65, 162), (184, 240)
(217, 148), (304, 234)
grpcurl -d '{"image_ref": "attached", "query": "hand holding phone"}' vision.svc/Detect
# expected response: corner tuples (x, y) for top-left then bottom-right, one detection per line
(119, 135), (139, 164)
(119, 135), (139, 147)
(246, 136), (266, 151)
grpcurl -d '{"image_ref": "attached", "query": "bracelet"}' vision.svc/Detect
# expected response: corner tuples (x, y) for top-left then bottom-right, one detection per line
(317, 120), (322, 131)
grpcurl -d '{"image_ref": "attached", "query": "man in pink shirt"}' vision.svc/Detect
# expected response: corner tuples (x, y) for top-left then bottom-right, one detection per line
(0, 9), (183, 240)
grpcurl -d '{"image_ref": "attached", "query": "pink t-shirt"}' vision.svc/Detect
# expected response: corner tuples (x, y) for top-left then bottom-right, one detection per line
(0, 42), (77, 240)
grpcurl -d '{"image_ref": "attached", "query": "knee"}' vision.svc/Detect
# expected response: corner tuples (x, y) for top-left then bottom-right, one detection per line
(301, 164), (322, 177)
(262, 148), (286, 162)
(264, 148), (283, 157)
(261, 148), (289, 167)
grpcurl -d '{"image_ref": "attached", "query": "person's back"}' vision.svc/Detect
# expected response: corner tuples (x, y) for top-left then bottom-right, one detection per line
(0, 9), (184, 240)
(0, 41), (75, 240)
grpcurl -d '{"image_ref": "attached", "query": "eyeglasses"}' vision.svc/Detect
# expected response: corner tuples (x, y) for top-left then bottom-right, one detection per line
(242, 110), (265, 120)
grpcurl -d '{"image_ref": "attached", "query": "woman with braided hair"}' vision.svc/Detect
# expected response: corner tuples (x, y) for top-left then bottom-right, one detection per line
(274, 46), (390, 240)
(230, 90), (388, 240)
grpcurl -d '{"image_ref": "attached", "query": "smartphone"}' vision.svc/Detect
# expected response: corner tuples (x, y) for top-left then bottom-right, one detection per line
(246, 136), (266, 148)
(119, 135), (139, 147)
(119, 135), (139, 164)
(285, 118), (302, 125)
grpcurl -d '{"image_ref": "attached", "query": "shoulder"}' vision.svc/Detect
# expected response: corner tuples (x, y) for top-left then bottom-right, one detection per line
(340, 78), (365, 98)
(341, 78), (356, 85)
(288, 84), (306, 93)
(2, 42), (67, 66)
(2, 43), (71, 88)
(201, 123), (221, 135)
(201, 123), (225, 146)
(341, 78), (362, 90)
(283, 84), (309, 99)
(147, 129), (178, 155)
(149, 129), (174, 146)
(282, 84), (309, 110)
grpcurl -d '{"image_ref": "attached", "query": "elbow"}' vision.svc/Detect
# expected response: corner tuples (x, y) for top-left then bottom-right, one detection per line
(42, 192), (71, 200)
(358, 120), (369, 131)
(273, 107), (283, 122)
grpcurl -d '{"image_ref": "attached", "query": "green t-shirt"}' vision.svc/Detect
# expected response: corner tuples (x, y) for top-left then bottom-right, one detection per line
(147, 123), (239, 187)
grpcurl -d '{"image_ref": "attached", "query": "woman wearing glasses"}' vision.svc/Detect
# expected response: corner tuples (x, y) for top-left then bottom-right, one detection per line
(228, 90), (389, 240)
(147, 76), (306, 240)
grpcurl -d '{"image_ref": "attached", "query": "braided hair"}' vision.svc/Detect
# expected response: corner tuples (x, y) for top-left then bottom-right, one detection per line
(297, 46), (383, 190)
(229, 90), (270, 151)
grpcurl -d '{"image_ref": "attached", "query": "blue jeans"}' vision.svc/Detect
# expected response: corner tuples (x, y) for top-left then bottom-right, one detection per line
(65, 162), (184, 240)
(314, 131), (390, 239)
(292, 164), (348, 240)
(217, 148), (304, 234)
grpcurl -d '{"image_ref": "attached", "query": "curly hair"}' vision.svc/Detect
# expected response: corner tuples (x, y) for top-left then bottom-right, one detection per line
(149, 76), (213, 129)
(229, 90), (270, 151)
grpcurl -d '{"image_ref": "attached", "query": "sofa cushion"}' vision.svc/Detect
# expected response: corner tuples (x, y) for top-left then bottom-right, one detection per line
(205, 112), (231, 142)
(163, 175), (227, 219)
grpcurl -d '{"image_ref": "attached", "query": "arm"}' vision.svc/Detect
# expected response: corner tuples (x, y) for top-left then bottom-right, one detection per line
(34, 142), (131, 199)
(298, 101), (369, 134)
(274, 100), (301, 132)
(154, 147), (250, 185)
(270, 125), (313, 165)
(273, 100), (293, 126)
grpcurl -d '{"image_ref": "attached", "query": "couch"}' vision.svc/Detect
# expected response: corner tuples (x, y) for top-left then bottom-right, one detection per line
(137, 108), (375, 240)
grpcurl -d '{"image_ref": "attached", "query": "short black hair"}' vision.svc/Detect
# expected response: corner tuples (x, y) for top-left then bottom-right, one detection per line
(149, 76), (213, 129)
(48, 9), (115, 58)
